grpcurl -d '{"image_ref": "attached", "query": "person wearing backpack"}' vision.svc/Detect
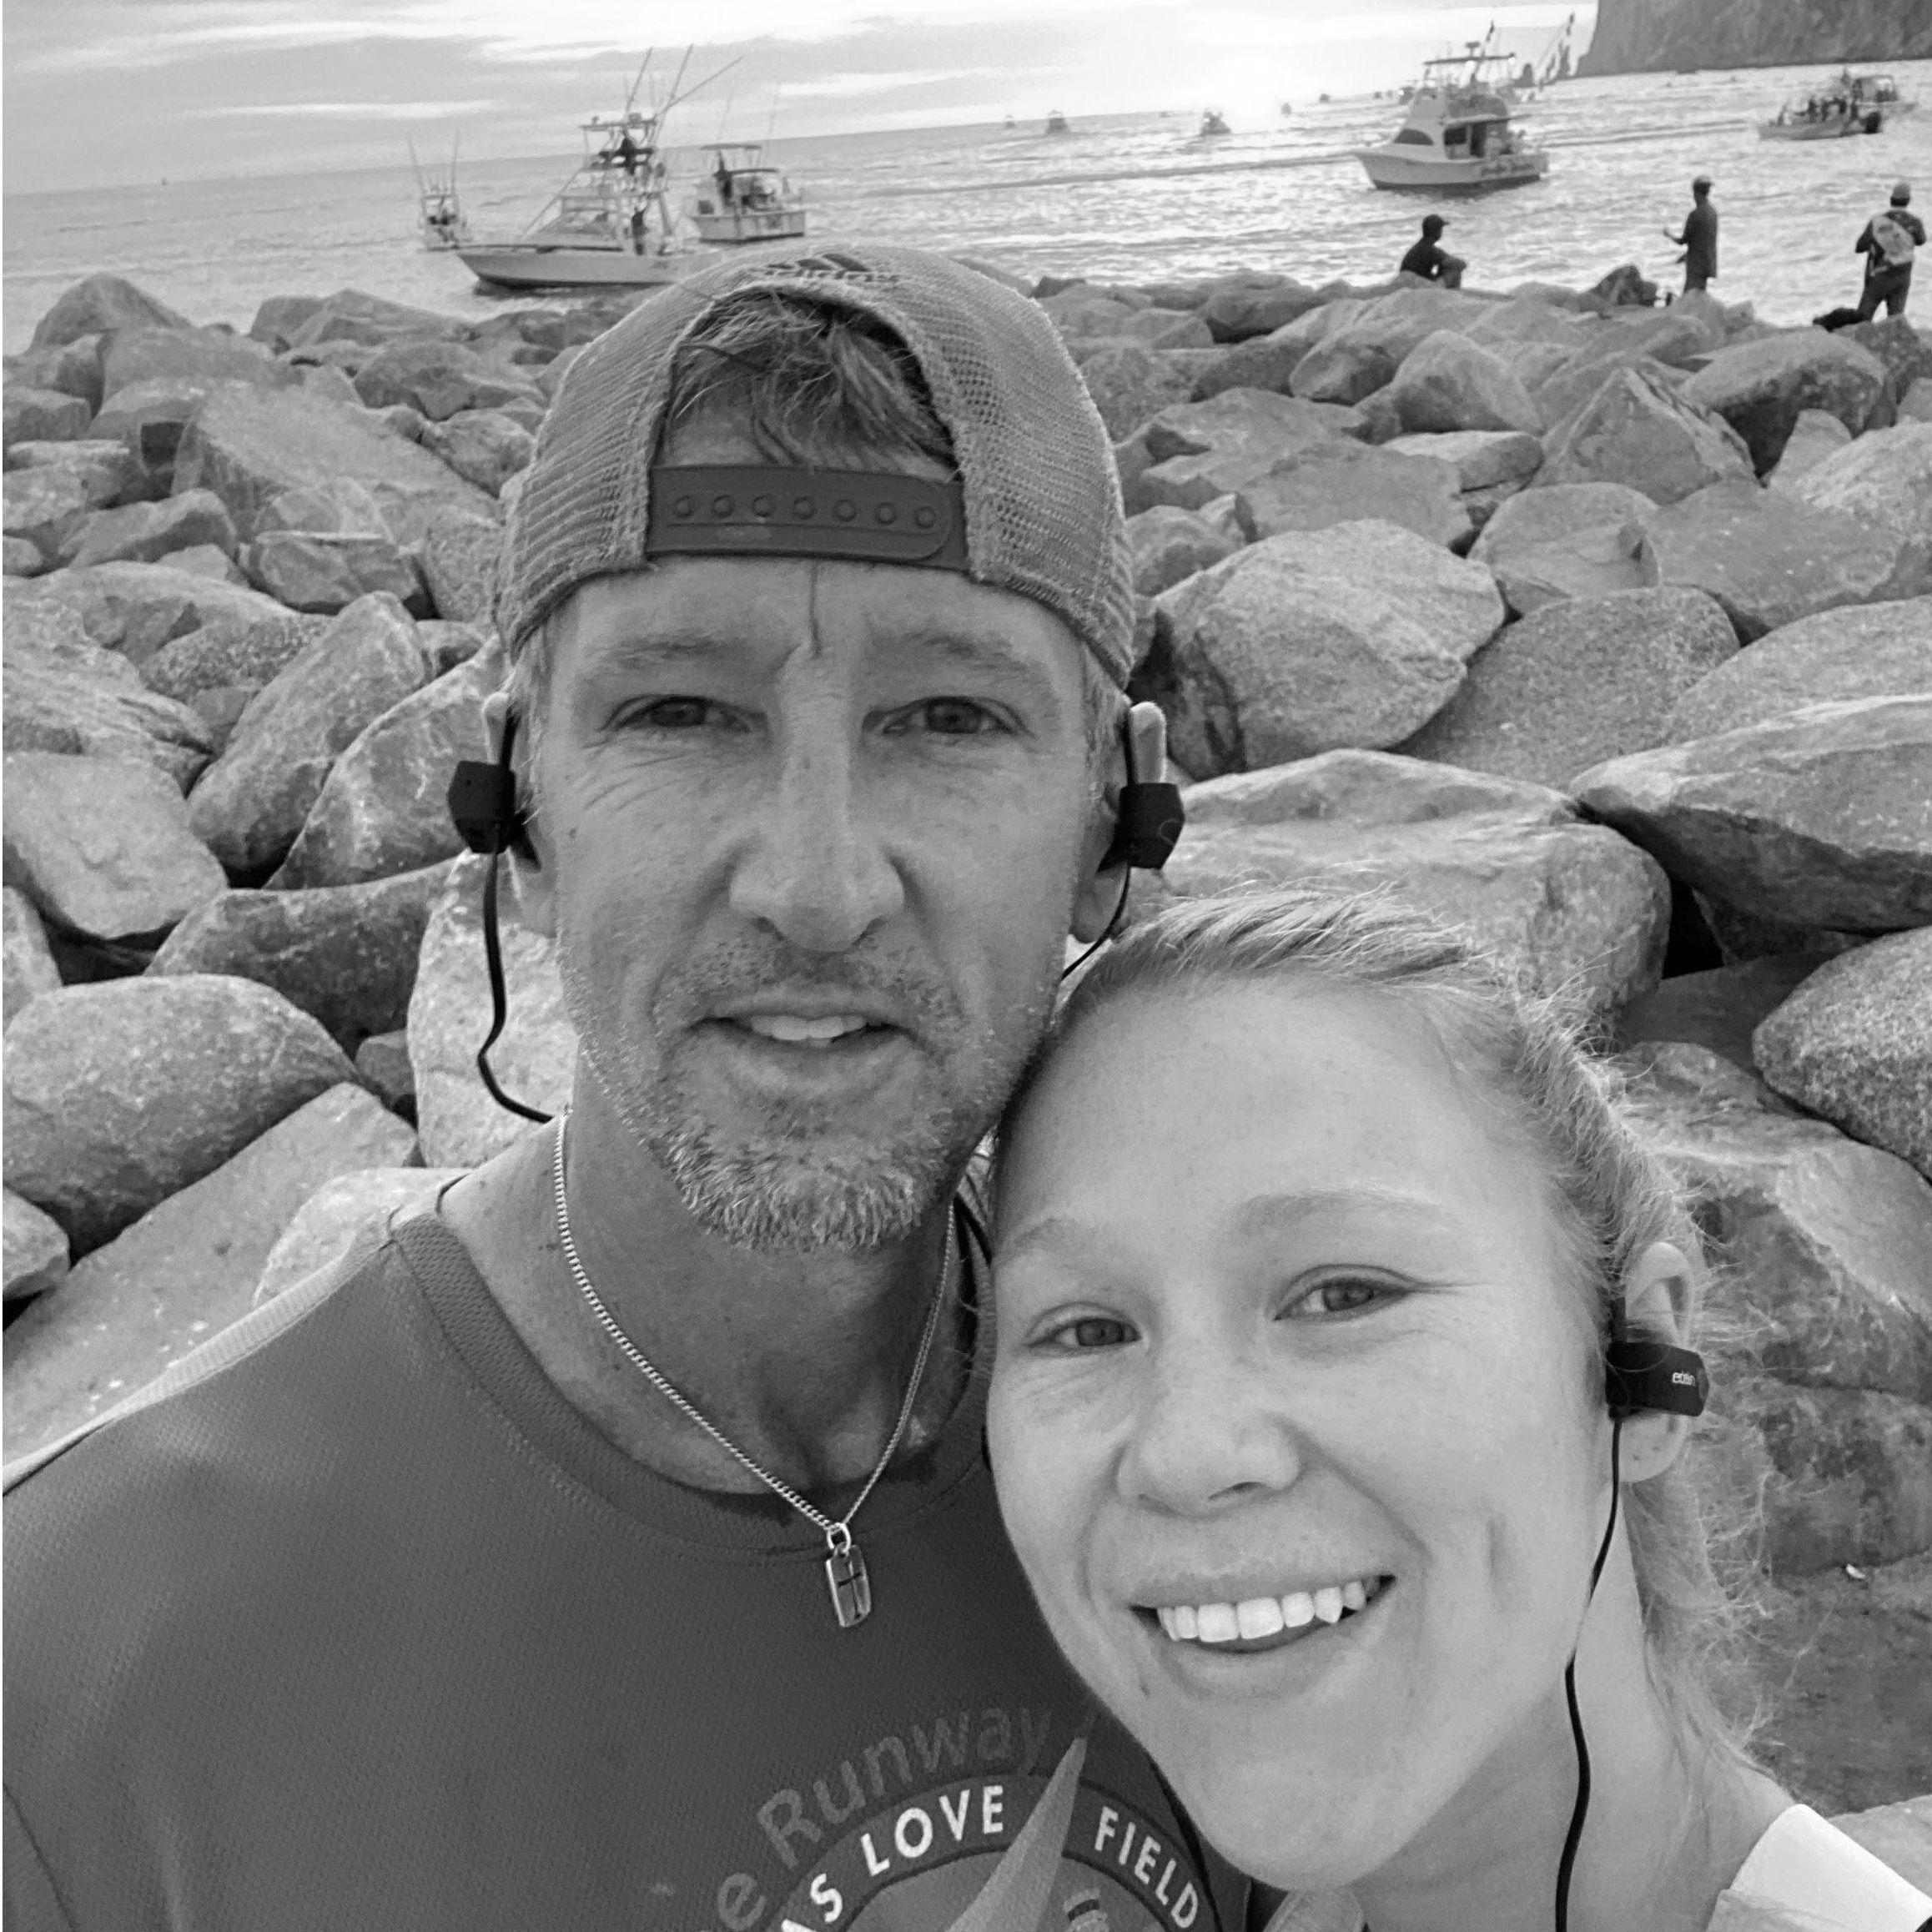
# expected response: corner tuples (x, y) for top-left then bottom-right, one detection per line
(1855, 179), (1925, 319)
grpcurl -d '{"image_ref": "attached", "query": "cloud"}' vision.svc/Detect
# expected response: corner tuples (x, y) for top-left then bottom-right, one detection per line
(779, 67), (1002, 98)
(188, 98), (498, 118)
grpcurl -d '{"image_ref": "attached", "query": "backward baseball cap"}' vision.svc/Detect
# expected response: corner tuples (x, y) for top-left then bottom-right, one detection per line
(497, 244), (1135, 685)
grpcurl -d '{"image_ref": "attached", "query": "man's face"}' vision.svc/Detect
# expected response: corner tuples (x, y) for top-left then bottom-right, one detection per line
(524, 554), (1107, 1250)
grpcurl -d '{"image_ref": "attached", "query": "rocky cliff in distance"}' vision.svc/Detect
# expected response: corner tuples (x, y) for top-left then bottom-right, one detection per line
(1580, 0), (1932, 75)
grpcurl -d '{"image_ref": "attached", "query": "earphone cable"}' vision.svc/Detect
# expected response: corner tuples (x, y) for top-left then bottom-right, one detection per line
(1554, 1416), (1624, 1932)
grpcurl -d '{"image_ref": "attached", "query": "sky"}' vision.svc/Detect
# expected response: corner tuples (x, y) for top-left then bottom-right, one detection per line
(3, 0), (1594, 194)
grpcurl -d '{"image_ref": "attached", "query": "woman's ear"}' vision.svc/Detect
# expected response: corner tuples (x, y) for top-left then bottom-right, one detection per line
(481, 690), (556, 939)
(1613, 1240), (1699, 1482)
(1071, 701), (1169, 942)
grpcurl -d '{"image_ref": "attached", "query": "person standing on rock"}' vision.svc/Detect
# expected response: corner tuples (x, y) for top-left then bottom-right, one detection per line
(3, 247), (1237, 1932)
(1399, 213), (1465, 288)
(1666, 175), (1718, 294)
(1854, 180), (1924, 320)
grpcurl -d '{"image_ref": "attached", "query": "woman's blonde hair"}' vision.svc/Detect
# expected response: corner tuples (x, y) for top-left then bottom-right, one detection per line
(1002, 884), (1765, 1766)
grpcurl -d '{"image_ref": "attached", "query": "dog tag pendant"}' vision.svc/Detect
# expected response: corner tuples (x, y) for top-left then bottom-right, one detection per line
(824, 1527), (872, 1628)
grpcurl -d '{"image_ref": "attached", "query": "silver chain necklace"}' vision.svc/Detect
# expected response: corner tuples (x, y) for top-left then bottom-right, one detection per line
(550, 1116), (953, 1629)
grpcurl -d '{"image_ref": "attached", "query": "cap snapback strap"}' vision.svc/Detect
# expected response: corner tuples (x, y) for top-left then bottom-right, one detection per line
(646, 465), (969, 570)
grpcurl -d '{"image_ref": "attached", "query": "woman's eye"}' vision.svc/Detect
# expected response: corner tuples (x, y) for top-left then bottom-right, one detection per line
(1287, 1278), (1396, 1318)
(1042, 1315), (1137, 1351)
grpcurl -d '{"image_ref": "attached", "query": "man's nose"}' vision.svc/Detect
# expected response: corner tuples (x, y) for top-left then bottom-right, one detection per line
(1116, 1341), (1304, 1517)
(727, 727), (905, 953)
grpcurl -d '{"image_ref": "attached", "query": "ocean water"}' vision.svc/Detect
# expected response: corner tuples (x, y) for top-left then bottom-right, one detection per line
(7, 61), (1932, 351)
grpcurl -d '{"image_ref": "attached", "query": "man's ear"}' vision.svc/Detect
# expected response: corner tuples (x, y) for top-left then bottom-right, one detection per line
(1612, 1240), (1699, 1482)
(481, 690), (556, 939)
(1070, 701), (1168, 943)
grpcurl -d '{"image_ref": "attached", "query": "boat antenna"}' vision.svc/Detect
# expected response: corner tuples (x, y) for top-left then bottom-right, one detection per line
(765, 85), (782, 142)
(406, 136), (427, 197)
(715, 88), (736, 143)
(623, 48), (655, 118)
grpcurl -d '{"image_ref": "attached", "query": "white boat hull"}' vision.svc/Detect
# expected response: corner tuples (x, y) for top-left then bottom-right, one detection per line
(1355, 147), (1549, 192)
(1758, 116), (1884, 140)
(689, 207), (808, 244)
(457, 245), (682, 290)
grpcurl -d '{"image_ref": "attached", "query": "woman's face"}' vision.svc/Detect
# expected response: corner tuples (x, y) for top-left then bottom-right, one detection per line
(988, 979), (1612, 1890)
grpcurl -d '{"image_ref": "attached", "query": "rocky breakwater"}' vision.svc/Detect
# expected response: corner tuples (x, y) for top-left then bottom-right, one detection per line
(1049, 262), (1932, 1581)
(3, 264), (1929, 1584)
(2, 274), (634, 1457)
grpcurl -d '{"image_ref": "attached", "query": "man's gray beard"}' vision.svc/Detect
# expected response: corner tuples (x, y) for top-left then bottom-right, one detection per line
(561, 951), (1044, 1254)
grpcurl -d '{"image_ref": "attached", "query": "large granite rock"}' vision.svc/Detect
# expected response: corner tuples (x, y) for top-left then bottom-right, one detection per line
(416, 409), (538, 498)
(1522, 309), (1716, 431)
(1070, 341), (1194, 440)
(1467, 479), (1661, 615)
(3, 1189), (68, 1305)
(99, 327), (294, 402)
(1785, 420), (1932, 587)
(351, 339), (541, 421)
(1725, 1378), (1932, 1574)
(1617, 951), (1833, 1073)
(1149, 522), (1505, 775)
(1765, 408), (1853, 491)
(1842, 315), (1932, 400)
(4, 334), (106, 411)
(1165, 751), (1669, 1019)
(1665, 596), (1932, 742)
(1199, 279), (1326, 343)
(415, 507), (504, 625)
(1572, 696), (1932, 933)
(1383, 428), (1543, 492)
(254, 476), (392, 537)
(1387, 330), (1542, 435)
(1754, 932), (1932, 1180)
(254, 1165), (462, 1306)
(171, 380), (496, 545)
(89, 377), (221, 494)
(20, 558), (319, 672)
(1680, 330), (1890, 472)
(1624, 1044), (1932, 1405)
(3, 465), (96, 556)
(184, 594), (430, 875)
(1188, 301), (1366, 402)
(3, 389), (91, 450)
(3, 625), (214, 791)
(29, 274), (192, 350)
(2, 974), (356, 1253)
(1537, 362), (1756, 504)
(3, 438), (141, 511)
(1398, 587), (1736, 786)
(2, 752), (224, 943)
(270, 289), (472, 354)
(61, 489), (238, 571)
(1125, 505), (1240, 600)
(1647, 479), (1924, 640)
(149, 861), (455, 1051)
(409, 855), (575, 1166)
(3, 888), (62, 1026)
(1289, 286), (1494, 405)
(1122, 389), (1365, 513)
(0, 1084), (417, 1459)
(243, 530), (428, 616)
(272, 646), (501, 888)
(1240, 440), (1473, 549)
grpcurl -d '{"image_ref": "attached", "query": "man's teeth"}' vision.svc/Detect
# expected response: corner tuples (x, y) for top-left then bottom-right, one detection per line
(742, 1014), (869, 1045)
(1154, 1577), (1386, 1645)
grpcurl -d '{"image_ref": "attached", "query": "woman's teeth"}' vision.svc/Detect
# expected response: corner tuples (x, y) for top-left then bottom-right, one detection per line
(742, 1014), (868, 1046)
(1155, 1576), (1384, 1644)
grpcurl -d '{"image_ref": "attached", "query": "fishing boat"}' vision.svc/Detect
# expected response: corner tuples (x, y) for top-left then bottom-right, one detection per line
(1355, 33), (1548, 192)
(690, 144), (808, 244)
(1044, 109), (1070, 134)
(409, 138), (470, 252)
(1844, 71), (1918, 118)
(1199, 108), (1231, 137)
(456, 51), (735, 292)
(1758, 82), (1884, 140)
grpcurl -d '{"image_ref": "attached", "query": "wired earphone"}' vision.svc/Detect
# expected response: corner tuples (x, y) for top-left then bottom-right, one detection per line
(445, 714), (1184, 1124)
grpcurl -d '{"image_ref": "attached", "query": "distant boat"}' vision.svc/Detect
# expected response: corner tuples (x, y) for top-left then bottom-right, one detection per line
(1199, 108), (1230, 137)
(409, 136), (471, 253)
(1759, 80), (1885, 141)
(1844, 70), (1918, 117)
(1280, 102), (1293, 117)
(1044, 109), (1070, 134)
(689, 143), (808, 244)
(1355, 31), (1549, 192)
(1004, 113), (1016, 128)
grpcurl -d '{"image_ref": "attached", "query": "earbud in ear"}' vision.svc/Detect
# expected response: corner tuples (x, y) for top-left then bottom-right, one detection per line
(1602, 1299), (1708, 1419)
(448, 714), (533, 861)
(1098, 722), (1185, 873)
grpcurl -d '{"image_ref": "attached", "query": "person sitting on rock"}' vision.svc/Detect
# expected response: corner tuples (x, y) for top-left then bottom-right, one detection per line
(1855, 180), (1924, 320)
(986, 884), (1932, 1932)
(1400, 213), (1465, 288)
(1666, 175), (1718, 294)
(3, 247), (1240, 1932)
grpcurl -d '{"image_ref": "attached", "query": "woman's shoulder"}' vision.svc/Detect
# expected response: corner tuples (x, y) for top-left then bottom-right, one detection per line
(1708, 1801), (1932, 1932)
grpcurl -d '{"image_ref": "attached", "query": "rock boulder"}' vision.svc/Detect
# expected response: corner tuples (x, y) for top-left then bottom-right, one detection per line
(3, 389), (91, 450)
(29, 275), (192, 350)
(3, 888), (62, 1026)
(1239, 442), (1472, 550)
(3, 1189), (68, 1305)
(61, 489), (239, 571)
(1125, 506), (1238, 598)
(416, 410), (538, 498)
(1681, 330), (1890, 472)
(1537, 362), (1755, 504)
(1387, 330), (1542, 435)
(1467, 480), (1662, 616)
(243, 531), (428, 616)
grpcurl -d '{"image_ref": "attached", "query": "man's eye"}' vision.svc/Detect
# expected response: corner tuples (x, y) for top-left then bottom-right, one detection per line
(628, 697), (729, 730)
(908, 698), (1002, 737)
(1042, 1315), (1137, 1351)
